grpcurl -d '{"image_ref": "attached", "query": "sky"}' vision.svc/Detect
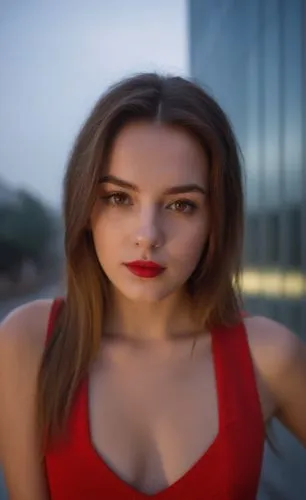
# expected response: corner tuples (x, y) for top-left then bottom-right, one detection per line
(0, 0), (188, 208)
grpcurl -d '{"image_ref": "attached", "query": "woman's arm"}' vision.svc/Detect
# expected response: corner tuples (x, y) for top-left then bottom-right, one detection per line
(246, 316), (306, 447)
(0, 300), (52, 500)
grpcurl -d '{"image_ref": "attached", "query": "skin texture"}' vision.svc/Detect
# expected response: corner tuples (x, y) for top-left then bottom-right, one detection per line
(91, 123), (209, 334)
(0, 123), (306, 498)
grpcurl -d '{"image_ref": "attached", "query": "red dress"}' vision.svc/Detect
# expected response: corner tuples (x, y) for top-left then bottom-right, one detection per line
(44, 299), (265, 499)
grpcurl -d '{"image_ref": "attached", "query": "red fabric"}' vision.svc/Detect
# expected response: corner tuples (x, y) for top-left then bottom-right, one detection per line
(44, 298), (265, 499)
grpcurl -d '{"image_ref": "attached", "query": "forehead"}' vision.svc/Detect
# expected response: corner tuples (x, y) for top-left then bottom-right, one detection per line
(107, 122), (208, 187)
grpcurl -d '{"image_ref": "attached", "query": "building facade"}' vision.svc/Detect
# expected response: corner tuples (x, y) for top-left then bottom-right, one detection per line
(189, 1), (306, 498)
(189, 0), (306, 339)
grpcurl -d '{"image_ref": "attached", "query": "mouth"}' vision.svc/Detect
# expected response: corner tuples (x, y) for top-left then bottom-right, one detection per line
(123, 260), (166, 279)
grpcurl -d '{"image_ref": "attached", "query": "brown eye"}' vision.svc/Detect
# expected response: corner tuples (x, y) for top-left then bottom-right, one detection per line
(167, 200), (197, 213)
(102, 192), (132, 206)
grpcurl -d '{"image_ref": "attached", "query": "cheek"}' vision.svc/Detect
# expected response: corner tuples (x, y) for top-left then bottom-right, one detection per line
(92, 219), (116, 246)
(168, 216), (209, 256)
(91, 203), (133, 234)
(91, 211), (130, 266)
(92, 203), (118, 235)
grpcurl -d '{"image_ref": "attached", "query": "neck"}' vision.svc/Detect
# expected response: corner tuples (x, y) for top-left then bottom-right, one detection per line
(104, 288), (200, 342)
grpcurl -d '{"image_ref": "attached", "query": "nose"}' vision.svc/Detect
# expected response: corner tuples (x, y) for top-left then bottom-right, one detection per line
(134, 205), (163, 250)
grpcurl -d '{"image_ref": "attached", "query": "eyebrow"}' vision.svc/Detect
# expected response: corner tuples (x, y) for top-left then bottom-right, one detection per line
(99, 175), (207, 195)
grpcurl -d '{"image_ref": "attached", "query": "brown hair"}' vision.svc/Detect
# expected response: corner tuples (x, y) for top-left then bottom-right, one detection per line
(38, 72), (244, 451)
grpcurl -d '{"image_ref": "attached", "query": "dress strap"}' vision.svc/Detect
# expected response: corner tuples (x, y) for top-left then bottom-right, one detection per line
(212, 319), (264, 430)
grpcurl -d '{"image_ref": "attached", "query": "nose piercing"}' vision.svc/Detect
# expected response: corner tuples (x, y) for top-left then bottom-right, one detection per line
(136, 241), (159, 248)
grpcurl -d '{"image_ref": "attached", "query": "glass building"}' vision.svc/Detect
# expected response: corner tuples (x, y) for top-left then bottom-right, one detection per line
(189, 0), (306, 338)
(188, 1), (306, 499)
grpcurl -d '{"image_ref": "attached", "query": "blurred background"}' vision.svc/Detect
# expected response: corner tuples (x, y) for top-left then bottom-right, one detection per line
(0, 0), (305, 498)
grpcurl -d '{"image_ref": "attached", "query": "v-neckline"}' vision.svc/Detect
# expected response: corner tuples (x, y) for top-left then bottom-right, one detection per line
(82, 328), (224, 497)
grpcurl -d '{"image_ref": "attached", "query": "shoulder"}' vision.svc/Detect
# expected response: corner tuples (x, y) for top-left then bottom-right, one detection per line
(243, 315), (306, 443)
(0, 297), (53, 330)
(0, 297), (54, 394)
(0, 299), (54, 381)
(0, 299), (54, 498)
(243, 315), (303, 377)
(0, 298), (53, 354)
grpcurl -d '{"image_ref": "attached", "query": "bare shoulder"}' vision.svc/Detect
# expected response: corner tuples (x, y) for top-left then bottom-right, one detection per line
(0, 299), (54, 499)
(244, 315), (304, 377)
(244, 315), (306, 445)
(0, 297), (53, 332)
(0, 298), (53, 355)
(0, 297), (54, 421)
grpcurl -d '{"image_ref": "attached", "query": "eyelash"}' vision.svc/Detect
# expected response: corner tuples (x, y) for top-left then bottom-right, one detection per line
(100, 192), (198, 214)
(101, 192), (131, 207)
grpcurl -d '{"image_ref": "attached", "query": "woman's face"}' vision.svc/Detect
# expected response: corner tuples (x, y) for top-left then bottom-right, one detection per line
(90, 121), (209, 303)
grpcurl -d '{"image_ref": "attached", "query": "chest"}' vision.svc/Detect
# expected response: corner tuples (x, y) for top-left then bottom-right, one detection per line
(89, 346), (219, 494)
(46, 338), (267, 499)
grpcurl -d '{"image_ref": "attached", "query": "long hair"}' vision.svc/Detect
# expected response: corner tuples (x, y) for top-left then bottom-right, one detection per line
(38, 72), (244, 451)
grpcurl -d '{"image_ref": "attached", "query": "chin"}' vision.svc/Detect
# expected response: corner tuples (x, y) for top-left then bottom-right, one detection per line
(116, 281), (182, 304)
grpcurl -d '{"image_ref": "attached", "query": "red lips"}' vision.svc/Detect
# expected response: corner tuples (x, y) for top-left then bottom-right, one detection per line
(124, 260), (166, 278)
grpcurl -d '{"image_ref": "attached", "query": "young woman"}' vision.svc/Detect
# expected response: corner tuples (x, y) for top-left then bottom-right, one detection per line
(0, 73), (305, 500)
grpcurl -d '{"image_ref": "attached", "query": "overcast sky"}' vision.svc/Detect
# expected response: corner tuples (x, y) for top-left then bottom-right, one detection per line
(0, 0), (188, 208)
